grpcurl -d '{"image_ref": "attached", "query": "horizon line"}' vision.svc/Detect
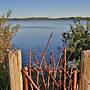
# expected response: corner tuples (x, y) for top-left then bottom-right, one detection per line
(8, 16), (90, 19)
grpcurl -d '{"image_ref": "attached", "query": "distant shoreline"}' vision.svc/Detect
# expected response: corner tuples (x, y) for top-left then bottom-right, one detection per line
(7, 17), (90, 21)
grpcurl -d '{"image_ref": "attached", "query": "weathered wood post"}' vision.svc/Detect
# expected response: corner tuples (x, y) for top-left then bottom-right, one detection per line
(78, 50), (90, 90)
(8, 50), (23, 90)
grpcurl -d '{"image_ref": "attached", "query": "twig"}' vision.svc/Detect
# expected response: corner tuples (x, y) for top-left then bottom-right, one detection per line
(29, 49), (34, 90)
(47, 67), (50, 90)
(51, 73), (59, 87)
(56, 49), (62, 68)
(23, 66), (28, 90)
(40, 32), (53, 67)
(22, 69), (40, 90)
(68, 51), (75, 90)
(64, 48), (66, 90)
(41, 70), (47, 90)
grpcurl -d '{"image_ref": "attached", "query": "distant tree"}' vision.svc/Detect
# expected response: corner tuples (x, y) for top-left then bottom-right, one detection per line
(62, 18), (90, 69)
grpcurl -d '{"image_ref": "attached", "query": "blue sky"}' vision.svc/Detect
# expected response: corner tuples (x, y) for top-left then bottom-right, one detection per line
(0, 0), (90, 17)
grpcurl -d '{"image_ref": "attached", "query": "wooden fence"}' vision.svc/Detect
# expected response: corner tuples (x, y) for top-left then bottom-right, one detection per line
(8, 31), (86, 90)
(8, 49), (77, 90)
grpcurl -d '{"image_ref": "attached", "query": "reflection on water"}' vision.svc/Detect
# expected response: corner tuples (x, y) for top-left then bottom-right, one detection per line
(10, 20), (85, 64)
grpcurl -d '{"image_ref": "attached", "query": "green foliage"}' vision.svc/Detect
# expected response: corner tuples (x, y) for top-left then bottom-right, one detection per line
(0, 10), (19, 62)
(0, 62), (9, 90)
(62, 19), (90, 68)
(0, 10), (19, 89)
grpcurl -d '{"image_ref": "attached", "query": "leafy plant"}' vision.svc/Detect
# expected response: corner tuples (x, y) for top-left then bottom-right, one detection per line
(62, 18), (90, 69)
(0, 10), (19, 89)
(0, 62), (10, 90)
(0, 10), (19, 62)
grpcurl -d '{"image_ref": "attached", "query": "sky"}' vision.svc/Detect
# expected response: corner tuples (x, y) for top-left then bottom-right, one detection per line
(0, 0), (90, 18)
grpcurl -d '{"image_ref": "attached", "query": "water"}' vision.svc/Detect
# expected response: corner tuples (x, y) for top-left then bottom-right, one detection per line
(10, 19), (85, 64)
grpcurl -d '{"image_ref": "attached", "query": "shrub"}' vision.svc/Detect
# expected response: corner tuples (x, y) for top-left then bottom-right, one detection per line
(62, 18), (90, 69)
(0, 10), (19, 89)
(0, 10), (19, 62)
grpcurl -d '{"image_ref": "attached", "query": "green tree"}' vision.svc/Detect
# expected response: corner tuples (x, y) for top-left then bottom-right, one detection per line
(0, 10), (19, 89)
(62, 18), (90, 69)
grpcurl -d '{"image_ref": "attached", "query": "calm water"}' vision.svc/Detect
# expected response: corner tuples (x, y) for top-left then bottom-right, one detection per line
(10, 20), (85, 64)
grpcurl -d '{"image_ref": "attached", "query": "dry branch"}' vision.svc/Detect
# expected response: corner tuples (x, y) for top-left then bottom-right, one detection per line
(22, 69), (40, 90)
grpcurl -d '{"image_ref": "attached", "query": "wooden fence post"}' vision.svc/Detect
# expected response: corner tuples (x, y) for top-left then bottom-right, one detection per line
(8, 50), (23, 90)
(78, 50), (90, 90)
